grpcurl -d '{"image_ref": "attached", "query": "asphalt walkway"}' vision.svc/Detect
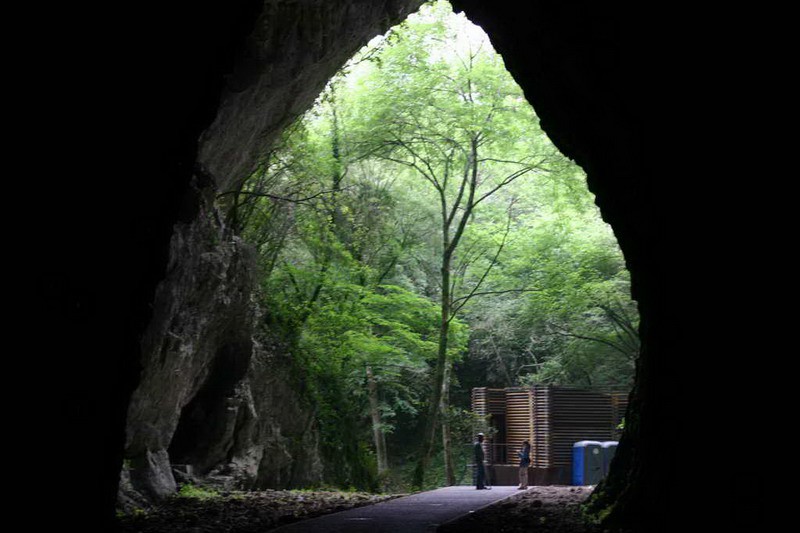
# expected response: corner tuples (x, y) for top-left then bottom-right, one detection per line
(271, 485), (520, 532)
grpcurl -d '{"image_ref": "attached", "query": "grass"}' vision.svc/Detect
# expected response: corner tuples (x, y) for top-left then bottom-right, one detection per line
(177, 483), (221, 500)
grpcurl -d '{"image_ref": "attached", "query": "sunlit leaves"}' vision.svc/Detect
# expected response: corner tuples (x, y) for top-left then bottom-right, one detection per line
(235, 0), (638, 488)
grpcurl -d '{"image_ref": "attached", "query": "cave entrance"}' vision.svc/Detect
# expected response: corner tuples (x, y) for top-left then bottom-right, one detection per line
(220, 0), (637, 491)
(46, 1), (768, 531)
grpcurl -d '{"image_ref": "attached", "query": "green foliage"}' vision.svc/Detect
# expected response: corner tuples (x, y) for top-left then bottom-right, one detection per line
(452, 194), (638, 393)
(512, 214), (639, 389)
(234, 0), (637, 492)
(116, 508), (147, 519)
(296, 281), (469, 490)
(388, 446), (473, 492)
(177, 484), (220, 500)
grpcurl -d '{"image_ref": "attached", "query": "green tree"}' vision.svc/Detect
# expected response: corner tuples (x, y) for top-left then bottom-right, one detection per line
(230, 0), (638, 492)
(345, 1), (563, 486)
(463, 207), (639, 391)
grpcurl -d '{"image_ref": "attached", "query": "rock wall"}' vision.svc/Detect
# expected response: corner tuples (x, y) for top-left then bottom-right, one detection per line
(166, 335), (323, 492)
(121, 199), (323, 504)
(121, 190), (257, 499)
(197, 0), (425, 193)
(27, 0), (771, 530)
(240, 340), (323, 490)
(118, 0), (425, 507)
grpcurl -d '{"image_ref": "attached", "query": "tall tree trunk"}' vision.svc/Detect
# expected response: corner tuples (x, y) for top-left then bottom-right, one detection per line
(413, 251), (452, 487)
(413, 141), (478, 488)
(366, 365), (388, 475)
(441, 360), (455, 485)
(328, 84), (348, 245)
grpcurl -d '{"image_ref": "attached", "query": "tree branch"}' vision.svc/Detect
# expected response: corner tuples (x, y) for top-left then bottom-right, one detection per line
(217, 188), (344, 204)
(451, 288), (542, 311)
(474, 165), (536, 206)
(449, 199), (516, 316)
(599, 303), (640, 342)
(388, 136), (442, 190)
(445, 144), (471, 230)
(550, 326), (632, 357)
(444, 138), (479, 258)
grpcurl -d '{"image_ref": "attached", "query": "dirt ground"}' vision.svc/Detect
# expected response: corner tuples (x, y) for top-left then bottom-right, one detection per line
(117, 485), (597, 533)
(440, 485), (600, 533)
(117, 489), (401, 533)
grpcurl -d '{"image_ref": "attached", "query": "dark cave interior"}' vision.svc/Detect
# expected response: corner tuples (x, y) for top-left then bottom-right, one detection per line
(21, 1), (777, 531)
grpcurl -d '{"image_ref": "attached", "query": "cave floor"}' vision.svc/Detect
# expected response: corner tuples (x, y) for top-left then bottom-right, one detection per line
(438, 485), (599, 533)
(271, 485), (519, 532)
(118, 485), (597, 532)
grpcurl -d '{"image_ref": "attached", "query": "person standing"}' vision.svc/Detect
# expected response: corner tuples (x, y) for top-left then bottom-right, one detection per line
(517, 440), (531, 489)
(474, 433), (487, 489)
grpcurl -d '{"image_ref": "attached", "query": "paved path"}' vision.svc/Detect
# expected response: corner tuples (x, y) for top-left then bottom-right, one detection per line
(271, 486), (521, 532)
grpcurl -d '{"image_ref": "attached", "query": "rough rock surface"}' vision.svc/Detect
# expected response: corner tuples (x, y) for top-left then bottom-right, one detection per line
(121, 0), (426, 508)
(244, 342), (324, 490)
(121, 205), (323, 504)
(123, 197), (258, 500)
(198, 0), (426, 193)
(169, 338), (324, 492)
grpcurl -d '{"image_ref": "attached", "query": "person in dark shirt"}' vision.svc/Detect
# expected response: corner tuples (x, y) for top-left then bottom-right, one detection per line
(474, 432), (487, 489)
(517, 440), (531, 489)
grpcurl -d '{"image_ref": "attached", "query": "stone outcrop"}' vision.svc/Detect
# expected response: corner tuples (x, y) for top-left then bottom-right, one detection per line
(122, 194), (257, 500)
(230, 340), (323, 490)
(118, 0), (425, 507)
(167, 336), (323, 492)
(120, 199), (322, 503)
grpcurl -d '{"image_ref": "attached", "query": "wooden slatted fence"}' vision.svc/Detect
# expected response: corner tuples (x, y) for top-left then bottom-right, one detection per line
(473, 385), (627, 469)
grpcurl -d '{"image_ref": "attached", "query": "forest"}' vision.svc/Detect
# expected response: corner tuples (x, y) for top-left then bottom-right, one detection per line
(222, 1), (638, 493)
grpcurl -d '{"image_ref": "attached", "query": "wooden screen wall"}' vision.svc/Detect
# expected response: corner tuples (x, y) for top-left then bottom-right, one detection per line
(473, 385), (624, 468)
(471, 387), (507, 463)
(505, 387), (533, 465)
(537, 386), (616, 468)
(471, 387), (506, 417)
(531, 385), (551, 468)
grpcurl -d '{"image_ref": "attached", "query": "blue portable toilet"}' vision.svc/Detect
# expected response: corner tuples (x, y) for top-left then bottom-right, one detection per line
(601, 441), (619, 477)
(572, 441), (604, 485)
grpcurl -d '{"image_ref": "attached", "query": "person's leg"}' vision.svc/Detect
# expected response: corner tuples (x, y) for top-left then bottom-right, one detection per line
(476, 463), (486, 489)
